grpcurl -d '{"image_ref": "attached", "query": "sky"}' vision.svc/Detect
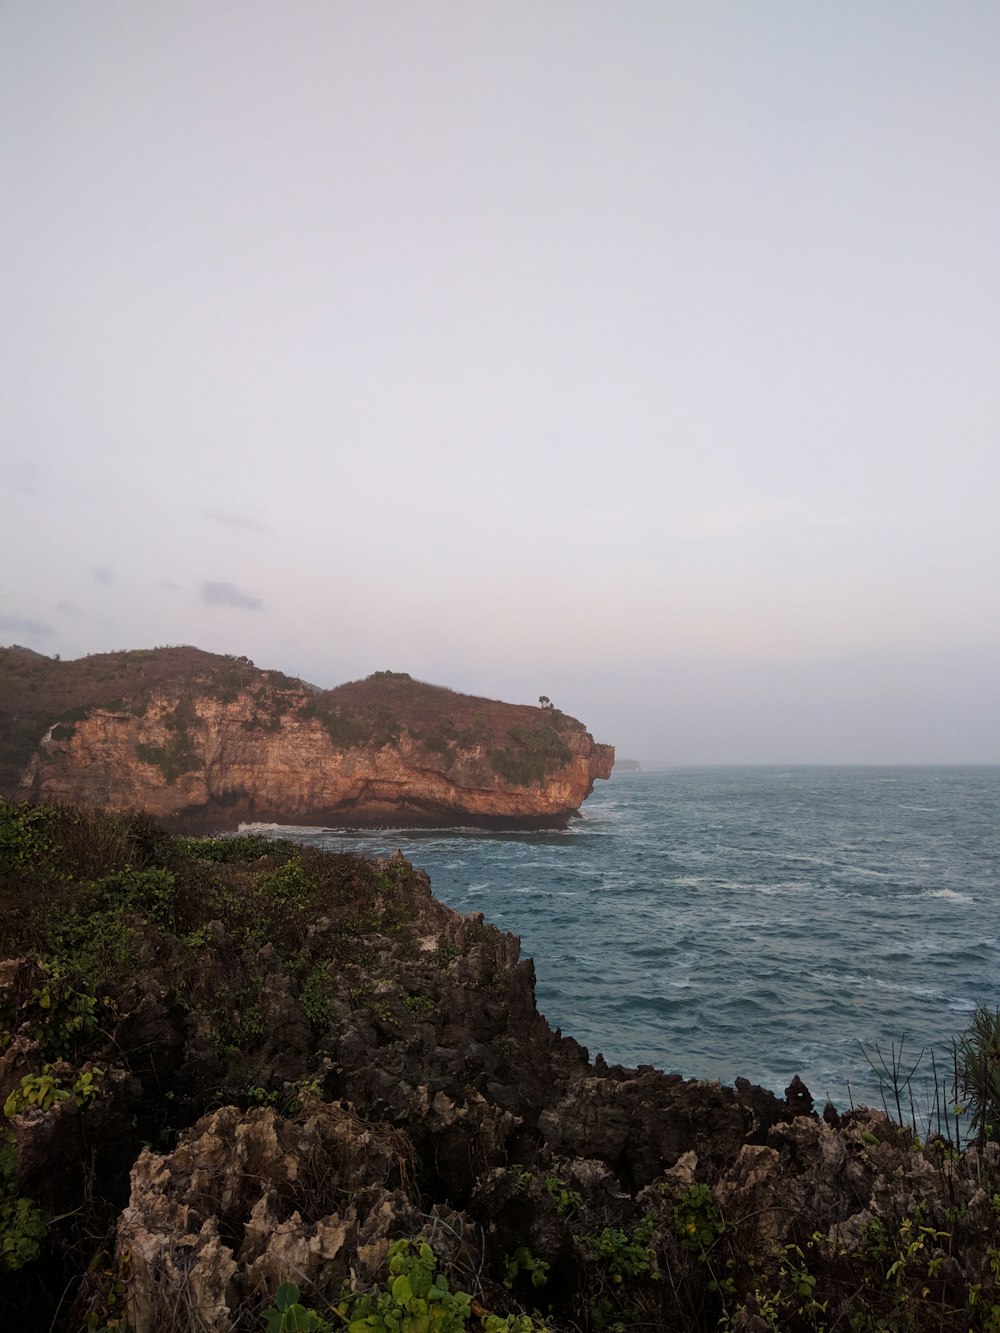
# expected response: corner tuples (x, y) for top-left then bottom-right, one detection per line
(2, 2), (999, 764)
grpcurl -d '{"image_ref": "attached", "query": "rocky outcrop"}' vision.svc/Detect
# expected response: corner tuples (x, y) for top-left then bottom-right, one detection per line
(117, 1102), (432, 1332)
(2, 648), (613, 830)
(1, 801), (997, 1332)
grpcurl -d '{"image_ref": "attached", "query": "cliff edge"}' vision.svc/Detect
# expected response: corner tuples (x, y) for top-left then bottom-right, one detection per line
(2, 800), (996, 1332)
(0, 646), (613, 831)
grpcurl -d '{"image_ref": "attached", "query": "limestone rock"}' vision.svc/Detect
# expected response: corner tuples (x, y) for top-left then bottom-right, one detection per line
(117, 1103), (429, 1331)
(7, 650), (613, 830)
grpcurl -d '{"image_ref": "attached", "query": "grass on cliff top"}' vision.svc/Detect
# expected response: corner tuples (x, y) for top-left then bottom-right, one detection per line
(0, 646), (590, 792)
(303, 676), (577, 784)
(0, 796), (421, 984)
(0, 645), (305, 792)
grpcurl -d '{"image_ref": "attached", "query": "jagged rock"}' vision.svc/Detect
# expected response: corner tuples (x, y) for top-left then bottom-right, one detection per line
(784, 1073), (815, 1116)
(3, 802), (999, 1332)
(117, 1102), (432, 1331)
(539, 1071), (751, 1189)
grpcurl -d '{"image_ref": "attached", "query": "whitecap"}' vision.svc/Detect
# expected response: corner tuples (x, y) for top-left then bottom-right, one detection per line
(754, 881), (812, 895)
(921, 888), (972, 903)
(239, 821), (324, 834)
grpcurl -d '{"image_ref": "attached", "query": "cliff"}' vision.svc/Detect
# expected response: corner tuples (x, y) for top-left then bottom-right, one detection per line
(1, 800), (997, 1332)
(0, 646), (613, 830)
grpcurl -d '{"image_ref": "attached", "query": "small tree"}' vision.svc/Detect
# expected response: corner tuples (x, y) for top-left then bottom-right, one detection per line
(538, 695), (552, 710)
(955, 1004), (1000, 1142)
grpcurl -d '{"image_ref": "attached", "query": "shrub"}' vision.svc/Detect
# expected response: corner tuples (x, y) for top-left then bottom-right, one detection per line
(955, 1004), (1000, 1140)
(490, 724), (572, 787)
(134, 698), (200, 783)
(0, 800), (63, 880)
(0, 1192), (46, 1272)
(301, 963), (335, 1029)
(175, 832), (277, 863)
(327, 1238), (548, 1332)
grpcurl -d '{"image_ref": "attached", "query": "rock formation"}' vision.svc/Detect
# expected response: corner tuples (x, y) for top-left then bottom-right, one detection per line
(0, 646), (613, 830)
(1, 800), (997, 1332)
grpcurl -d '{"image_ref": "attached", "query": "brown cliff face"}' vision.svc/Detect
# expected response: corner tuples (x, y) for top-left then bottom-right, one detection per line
(4, 648), (613, 831)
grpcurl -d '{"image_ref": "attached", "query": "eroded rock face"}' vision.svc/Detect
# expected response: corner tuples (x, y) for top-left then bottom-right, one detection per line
(114, 1093), (1000, 1333)
(118, 1103), (431, 1333)
(12, 661), (613, 830)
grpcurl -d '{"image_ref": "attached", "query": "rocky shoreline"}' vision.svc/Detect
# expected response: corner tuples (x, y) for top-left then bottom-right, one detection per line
(1, 799), (998, 1331)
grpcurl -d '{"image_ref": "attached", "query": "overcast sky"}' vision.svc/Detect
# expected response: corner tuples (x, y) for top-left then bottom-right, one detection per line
(2, 2), (998, 763)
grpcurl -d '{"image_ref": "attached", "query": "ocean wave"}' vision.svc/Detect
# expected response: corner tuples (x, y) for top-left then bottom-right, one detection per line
(284, 765), (1000, 1112)
(239, 821), (325, 835)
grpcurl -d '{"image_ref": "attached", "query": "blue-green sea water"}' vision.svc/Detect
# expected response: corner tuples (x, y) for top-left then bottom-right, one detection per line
(254, 766), (1000, 1114)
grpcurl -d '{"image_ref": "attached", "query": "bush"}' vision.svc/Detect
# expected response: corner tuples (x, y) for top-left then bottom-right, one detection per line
(490, 724), (572, 788)
(955, 1004), (1000, 1140)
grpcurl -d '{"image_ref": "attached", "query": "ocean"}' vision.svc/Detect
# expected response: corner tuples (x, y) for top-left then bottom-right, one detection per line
(254, 766), (1000, 1117)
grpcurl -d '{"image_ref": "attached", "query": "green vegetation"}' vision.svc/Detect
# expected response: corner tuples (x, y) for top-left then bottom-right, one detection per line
(299, 695), (402, 749)
(174, 830), (275, 862)
(134, 697), (200, 783)
(671, 1183), (734, 1316)
(1, 645), (596, 819)
(257, 1241), (556, 1333)
(580, 1214), (657, 1282)
(403, 991), (440, 1021)
(1, 1101), (45, 1273)
(3, 792), (999, 1333)
(262, 1281), (331, 1332)
(4, 962), (97, 1056)
(489, 720), (572, 787)
(0, 796), (439, 1323)
(410, 725), (458, 757)
(504, 1246), (550, 1290)
(0, 796), (424, 1017)
(300, 668), (588, 789)
(0, 644), (238, 789)
(955, 1004), (1000, 1141)
(545, 1175), (582, 1216)
(301, 962), (336, 1029)
(329, 1240), (548, 1333)
(0, 1190), (46, 1273)
(0, 799), (65, 883)
(3, 1064), (104, 1117)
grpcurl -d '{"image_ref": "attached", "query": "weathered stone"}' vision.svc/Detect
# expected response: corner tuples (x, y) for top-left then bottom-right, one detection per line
(12, 660), (613, 830)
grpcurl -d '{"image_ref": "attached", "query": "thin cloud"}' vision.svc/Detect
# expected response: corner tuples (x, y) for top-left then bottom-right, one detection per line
(0, 613), (55, 636)
(56, 601), (82, 616)
(91, 566), (116, 586)
(201, 580), (265, 611)
(207, 511), (271, 535)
